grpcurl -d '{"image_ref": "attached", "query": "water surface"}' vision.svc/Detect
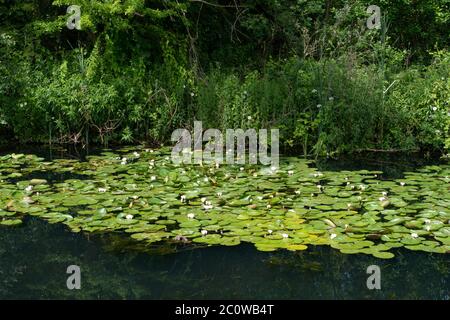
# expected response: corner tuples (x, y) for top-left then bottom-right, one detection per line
(0, 146), (448, 299)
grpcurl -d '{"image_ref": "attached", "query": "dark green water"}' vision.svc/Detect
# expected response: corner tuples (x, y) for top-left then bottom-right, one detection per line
(0, 146), (448, 299)
(0, 216), (449, 299)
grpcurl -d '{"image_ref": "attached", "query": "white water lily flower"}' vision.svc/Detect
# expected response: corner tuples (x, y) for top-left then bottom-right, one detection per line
(295, 190), (301, 195)
(204, 177), (209, 182)
(312, 89), (317, 93)
(379, 196), (387, 202)
(187, 213), (195, 219)
(125, 214), (133, 220)
(313, 173), (318, 177)
(329, 96), (334, 101)
(247, 116), (252, 120)
(201, 230), (208, 236)
(330, 233), (337, 240)
(150, 176), (156, 181)
(25, 185), (33, 192)
(266, 204), (272, 209)
(424, 219), (431, 224)
(133, 152), (140, 158)
(217, 192), (223, 197)
(432, 106), (437, 111)
(240, 167), (244, 171)
(425, 226), (431, 231)
(281, 233), (289, 239)
(22, 197), (34, 204)
(98, 188), (107, 193)
(317, 104), (322, 108)
(201, 197), (207, 203)
(203, 204), (213, 210)
(411, 233), (418, 238)
(268, 230), (273, 234)
(288, 170), (294, 176)
(382, 191), (388, 196)
(181, 195), (186, 203)
(400, 182), (406, 186)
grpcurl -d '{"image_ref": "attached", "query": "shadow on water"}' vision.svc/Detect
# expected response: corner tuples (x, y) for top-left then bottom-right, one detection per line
(0, 145), (448, 299)
(317, 152), (448, 179)
(0, 144), (104, 162)
(0, 217), (448, 300)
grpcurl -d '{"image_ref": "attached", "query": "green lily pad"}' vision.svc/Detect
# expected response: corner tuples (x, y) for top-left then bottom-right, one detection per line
(1, 219), (22, 226)
(372, 251), (395, 259)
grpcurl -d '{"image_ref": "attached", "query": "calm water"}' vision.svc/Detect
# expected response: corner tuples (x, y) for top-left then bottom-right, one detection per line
(0, 145), (448, 299)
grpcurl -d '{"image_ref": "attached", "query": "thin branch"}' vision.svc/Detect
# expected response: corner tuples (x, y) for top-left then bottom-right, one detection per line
(355, 148), (420, 153)
(189, 0), (247, 8)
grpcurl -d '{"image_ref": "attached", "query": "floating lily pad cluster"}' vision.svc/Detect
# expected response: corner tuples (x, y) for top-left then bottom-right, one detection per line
(1, 148), (449, 259)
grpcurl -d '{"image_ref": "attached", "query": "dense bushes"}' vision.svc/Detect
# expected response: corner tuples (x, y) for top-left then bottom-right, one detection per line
(4, 50), (447, 157)
(8, 48), (196, 145)
(387, 51), (450, 153)
(0, 0), (449, 157)
(194, 53), (450, 156)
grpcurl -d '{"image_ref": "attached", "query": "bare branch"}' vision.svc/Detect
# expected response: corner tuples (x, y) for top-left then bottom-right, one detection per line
(189, 0), (247, 8)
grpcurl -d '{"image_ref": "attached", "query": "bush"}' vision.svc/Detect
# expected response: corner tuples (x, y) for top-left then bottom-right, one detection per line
(387, 50), (450, 153)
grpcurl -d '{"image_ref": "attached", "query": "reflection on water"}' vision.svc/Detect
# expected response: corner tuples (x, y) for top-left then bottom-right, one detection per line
(0, 145), (448, 299)
(0, 217), (448, 299)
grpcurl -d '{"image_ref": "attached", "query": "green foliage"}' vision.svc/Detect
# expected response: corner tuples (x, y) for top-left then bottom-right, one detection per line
(0, 0), (449, 156)
(387, 50), (450, 152)
(194, 51), (449, 156)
